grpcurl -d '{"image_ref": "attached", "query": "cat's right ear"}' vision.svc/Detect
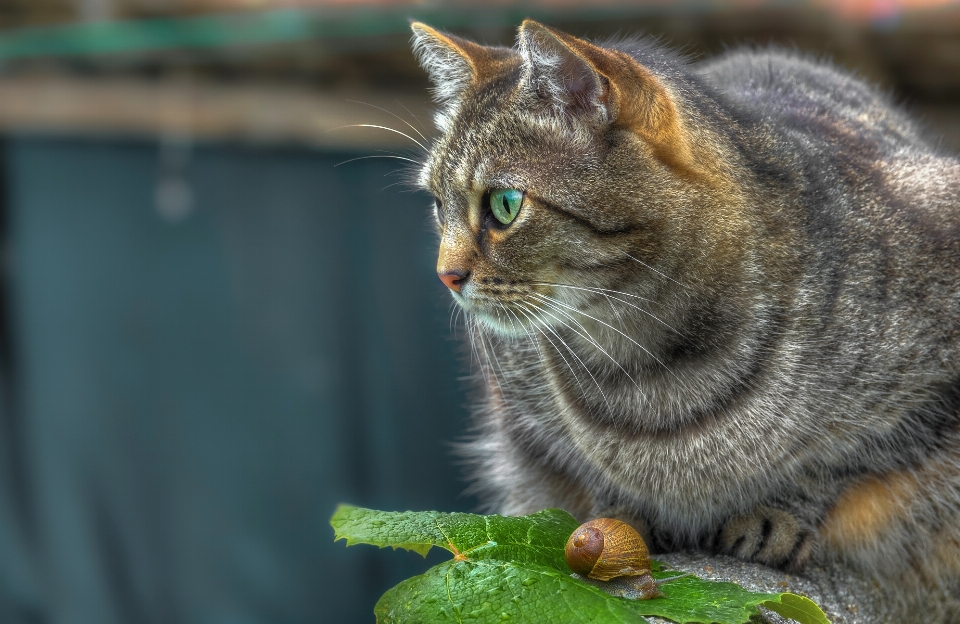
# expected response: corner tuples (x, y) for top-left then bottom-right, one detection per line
(518, 21), (611, 127)
(410, 23), (485, 107)
(519, 21), (699, 177)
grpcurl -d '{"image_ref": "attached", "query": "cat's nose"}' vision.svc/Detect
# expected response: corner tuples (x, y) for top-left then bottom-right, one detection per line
(439, 270), (469, 293)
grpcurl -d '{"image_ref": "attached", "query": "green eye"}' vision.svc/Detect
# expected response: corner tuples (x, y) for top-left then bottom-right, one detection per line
(489, 189), (523, 225)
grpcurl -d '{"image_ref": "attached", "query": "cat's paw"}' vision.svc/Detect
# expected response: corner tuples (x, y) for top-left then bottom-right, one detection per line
(716, 506), (815, 572)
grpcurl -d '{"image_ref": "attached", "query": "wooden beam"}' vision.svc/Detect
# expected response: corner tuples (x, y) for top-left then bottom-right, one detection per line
(0, 74), (435, 149)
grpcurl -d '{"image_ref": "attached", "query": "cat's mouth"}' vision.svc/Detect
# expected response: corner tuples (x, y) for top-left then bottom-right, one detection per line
(455, 282), (590, 340)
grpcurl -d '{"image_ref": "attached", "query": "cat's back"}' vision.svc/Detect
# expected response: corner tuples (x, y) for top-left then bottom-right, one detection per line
(696, 46), (960, 250)
(695, 47), (932, 154)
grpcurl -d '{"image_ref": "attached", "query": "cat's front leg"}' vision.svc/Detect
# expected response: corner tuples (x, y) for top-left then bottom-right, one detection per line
(710, 470), (855, 571)
(715, 505), (817, 572)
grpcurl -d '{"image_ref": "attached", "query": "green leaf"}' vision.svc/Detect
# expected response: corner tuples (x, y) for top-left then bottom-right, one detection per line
(331, 506), (831, 624)
(331, 504), (580, 569)
(331, 504), (447, 557)
(761, 594), (832, 624)
(375, 560), (651, 624)
(636, 573), (781, 623)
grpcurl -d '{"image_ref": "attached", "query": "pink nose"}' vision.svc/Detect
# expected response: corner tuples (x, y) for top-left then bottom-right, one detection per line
(439, 271), (468, 293)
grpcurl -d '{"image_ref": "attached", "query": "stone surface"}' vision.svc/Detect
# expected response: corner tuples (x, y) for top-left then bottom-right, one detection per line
(645, 553), (890, 624)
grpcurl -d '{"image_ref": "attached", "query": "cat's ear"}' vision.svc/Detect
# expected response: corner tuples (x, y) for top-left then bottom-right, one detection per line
(519, 21), (698, 176)
(410, 22), (486, 106)
(518, 21), (611, 125)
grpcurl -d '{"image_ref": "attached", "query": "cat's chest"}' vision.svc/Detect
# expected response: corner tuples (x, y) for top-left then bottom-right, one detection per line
(505, 356), (793, 526)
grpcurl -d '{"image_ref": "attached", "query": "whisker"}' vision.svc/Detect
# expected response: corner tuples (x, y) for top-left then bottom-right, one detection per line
(395, 99), (429, 136)
(449, 300), (462, 336)
(615, 247), (691, 291)
(532, 282), (655, 304)
(602, 291), (626, 325)
(505, 307), (545, 365)
(345, 99), (430, 145)
(472, 318), (492, 380)
(501, 305), (546, 368)
(334, 154), (422, 167)
(515, 304), (589, 398)
(465, 315), (483, 376)
(480, 330), (511, 398)
(469, 314), (510, 395)
(329, 124), (427, 152)
(526, 296), (645, 398)
(380, 180), (411, 192)
(526, 294), (594, 342)
(382, 165), (415, 178)
(519, 300), (611, 408)
(499, 304), (521, 338)
(531, 292), (680, 382)
(536, 282), (681, 334)
(464, 314), (480, 380)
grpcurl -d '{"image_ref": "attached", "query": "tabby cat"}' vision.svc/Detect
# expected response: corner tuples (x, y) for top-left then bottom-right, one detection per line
(411, 20), (960, 621)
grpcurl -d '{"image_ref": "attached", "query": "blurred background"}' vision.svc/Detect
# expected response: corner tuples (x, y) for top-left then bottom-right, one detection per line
(0, 0), (957, 622)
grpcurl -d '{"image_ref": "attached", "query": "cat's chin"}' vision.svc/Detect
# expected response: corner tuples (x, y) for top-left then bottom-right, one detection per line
(469, 310), (530, 340)
(458, 301), (531, 341)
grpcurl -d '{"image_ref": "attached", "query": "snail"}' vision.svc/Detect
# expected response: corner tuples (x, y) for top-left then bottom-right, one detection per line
(565, 518), (688, 600)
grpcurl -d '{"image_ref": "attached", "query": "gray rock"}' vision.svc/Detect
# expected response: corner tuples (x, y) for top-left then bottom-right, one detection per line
(642, 552), (891, 624)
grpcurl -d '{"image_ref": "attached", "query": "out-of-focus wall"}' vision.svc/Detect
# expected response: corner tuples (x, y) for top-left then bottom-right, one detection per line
(2, 138), (471, 624)
(0, 3), (958, 624)
(1, 3), (959, 147)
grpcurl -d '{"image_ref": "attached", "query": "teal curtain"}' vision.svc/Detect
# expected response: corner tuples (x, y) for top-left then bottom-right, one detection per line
(0, 137), (474, 623)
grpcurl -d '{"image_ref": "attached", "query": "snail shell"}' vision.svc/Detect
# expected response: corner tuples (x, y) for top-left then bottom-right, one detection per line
(564, 518), (652, 581)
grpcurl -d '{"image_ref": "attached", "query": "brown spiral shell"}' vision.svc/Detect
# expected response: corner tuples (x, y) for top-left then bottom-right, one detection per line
(564, 518), (652, 581)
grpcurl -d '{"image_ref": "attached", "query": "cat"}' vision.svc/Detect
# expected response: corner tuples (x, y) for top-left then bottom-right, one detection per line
(410, 19), (960, 621)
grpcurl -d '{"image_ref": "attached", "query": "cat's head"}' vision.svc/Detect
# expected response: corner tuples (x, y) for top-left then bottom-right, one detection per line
(411, 21), (742, 343)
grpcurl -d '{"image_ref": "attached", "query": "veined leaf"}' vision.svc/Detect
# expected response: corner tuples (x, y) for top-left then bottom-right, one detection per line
(375, 560), (651, 624)
(331, 504), (579, 569)
(331, 505), (831, 624)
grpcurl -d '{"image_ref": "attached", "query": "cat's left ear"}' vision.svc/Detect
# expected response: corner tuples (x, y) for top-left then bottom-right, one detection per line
(410, 22), (492, 106)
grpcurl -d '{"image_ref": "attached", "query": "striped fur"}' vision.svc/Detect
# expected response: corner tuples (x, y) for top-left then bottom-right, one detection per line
(412, 21), (960, 621)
